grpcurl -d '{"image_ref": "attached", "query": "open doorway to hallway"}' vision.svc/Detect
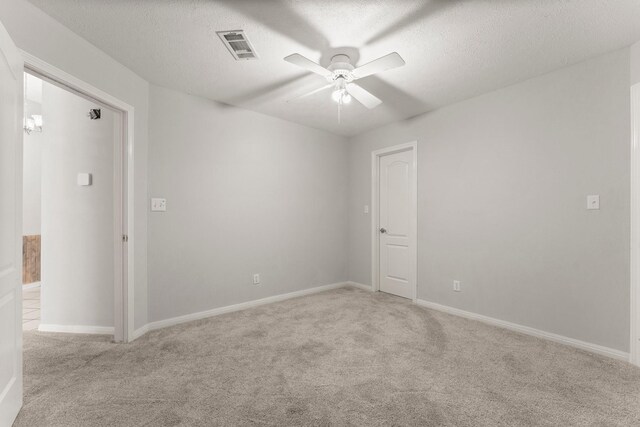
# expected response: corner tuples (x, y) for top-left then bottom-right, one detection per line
(21, 71), (119, 336)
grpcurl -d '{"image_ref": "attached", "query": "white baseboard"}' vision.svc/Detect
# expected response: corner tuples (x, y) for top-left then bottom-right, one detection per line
(131, 324), (149, 341)
(38, 324), (114, 335)
(142, 281), (350, 335)
(347, 281), (373, 292)
(416, 299), (629, 362)
(22, 282), (41, 291)
(132, 281), (628, 362)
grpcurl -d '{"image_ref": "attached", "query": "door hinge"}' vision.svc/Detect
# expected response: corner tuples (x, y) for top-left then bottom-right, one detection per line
(122, 234), (128, 243)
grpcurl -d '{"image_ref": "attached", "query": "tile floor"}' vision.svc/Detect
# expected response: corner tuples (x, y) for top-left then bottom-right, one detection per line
(23, 287), (40, 331)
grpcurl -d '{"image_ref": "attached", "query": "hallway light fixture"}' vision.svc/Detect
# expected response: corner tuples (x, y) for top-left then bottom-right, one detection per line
(23, 74), (43, 135)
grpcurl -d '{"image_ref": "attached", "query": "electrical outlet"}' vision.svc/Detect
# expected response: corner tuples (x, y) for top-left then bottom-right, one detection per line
(453, 280), (461, 292)
(151, 198), (167, 212)
(253, 274), (260, 285)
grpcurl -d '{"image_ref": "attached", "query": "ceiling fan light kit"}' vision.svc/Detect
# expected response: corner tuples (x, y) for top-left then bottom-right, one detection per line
(327, 54), (355, 83)
(330, 78), (352, 105)
(284, 51), (405, 121)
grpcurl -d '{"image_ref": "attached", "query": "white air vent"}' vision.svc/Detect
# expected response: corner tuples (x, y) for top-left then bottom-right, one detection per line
(217, 30), (258, 60)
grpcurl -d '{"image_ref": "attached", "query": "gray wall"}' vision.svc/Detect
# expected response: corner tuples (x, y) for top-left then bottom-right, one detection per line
(23, 79), (43, 236)
(632, 40), (640, 85)
(348, 48), (631, 351)
(22, 126), (42, 236)
(148, 85), (349, 322)
(40, 81), (115, 327)
(0, 0), (150, 330)
(4, 0), (637, 350)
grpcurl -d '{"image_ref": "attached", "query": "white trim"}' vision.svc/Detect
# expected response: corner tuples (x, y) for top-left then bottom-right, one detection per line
(416, 299), (629, 362)
(631, 83), (640, 366)
(21, 51), (135, 343)
(142, 282), (350, 335)
(1, 23), (24, 427)
(371, 141), (418, 301)
(21, 282), (40, 291)
(346, 281), (373, 292)
(38, 324), (115, 335)
(131, 324), (149, 341)
(0, 21), (22, 80)
(129, 281), (371, 340)
(21, 51), (135, 112)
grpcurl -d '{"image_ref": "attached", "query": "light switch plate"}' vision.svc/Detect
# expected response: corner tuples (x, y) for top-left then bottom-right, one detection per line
(587, 195), (600, 210)
(364, 205), (369, 214)
(151, 198), (167, 212)
(77, 173), (92, 186)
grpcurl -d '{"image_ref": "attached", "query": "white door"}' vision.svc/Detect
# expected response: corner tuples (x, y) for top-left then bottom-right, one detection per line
(378, 149), (415, 299)
(0, 19), (23, 426)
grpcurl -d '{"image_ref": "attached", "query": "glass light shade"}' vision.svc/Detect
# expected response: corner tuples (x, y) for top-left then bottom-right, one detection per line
(331, 89), (351, 104)
(32, 114), (43, 127)
(24, 117), (35, 132)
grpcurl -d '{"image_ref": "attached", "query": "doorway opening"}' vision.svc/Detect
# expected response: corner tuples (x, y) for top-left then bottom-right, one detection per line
(21, 64), (130, 341)
(371, 141), (418, 301)
(22, 53), (137, 342)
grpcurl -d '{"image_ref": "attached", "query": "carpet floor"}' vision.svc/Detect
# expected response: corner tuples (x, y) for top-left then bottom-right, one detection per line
(14, 287), (640, 426)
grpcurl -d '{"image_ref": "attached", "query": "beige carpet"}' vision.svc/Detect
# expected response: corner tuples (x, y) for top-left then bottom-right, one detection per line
(14, 287), (640, 426)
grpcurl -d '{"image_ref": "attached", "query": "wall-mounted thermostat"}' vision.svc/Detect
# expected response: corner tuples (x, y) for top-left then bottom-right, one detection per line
(77, 173), (92, 186)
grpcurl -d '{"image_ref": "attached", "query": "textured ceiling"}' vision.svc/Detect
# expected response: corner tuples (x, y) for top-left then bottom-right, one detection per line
(27, 0), (640, 136)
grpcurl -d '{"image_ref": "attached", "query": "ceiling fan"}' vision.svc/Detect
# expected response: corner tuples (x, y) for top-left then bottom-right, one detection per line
(283, 52), (405, 110)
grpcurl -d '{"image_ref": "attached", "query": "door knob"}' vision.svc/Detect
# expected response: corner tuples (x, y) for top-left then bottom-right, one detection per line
(380, 228), (387, 234)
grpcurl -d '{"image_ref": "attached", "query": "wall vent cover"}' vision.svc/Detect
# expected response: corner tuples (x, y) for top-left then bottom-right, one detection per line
(217, 30), (258, 60)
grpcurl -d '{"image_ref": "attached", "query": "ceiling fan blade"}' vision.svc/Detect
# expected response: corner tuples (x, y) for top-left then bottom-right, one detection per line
(351, 52), (405, 80)
(284, 53), (332, 77)
(287, 83), (334, 102)
(347, 83), (382, 109)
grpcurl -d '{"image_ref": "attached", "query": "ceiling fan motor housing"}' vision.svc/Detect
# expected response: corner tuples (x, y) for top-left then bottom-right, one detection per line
(327, 54), (355, 82)
(283, 51), (403, 109)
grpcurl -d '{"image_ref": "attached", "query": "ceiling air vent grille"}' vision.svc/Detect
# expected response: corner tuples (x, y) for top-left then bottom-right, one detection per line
(217, 30), (258, 60)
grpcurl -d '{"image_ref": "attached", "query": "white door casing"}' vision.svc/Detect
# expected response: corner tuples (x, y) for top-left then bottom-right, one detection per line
(631, 83), (640, 367)
(372, 142), (417, 301)
(0, 19), (24, 426)
(22, 52), (135, 342)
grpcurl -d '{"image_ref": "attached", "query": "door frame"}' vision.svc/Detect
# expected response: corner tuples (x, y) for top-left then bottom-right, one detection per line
(371, 141), (418, 302)
(631, 83), (640, 366)
(21, 51), (135, 342)
(0, 20), (25, 426)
